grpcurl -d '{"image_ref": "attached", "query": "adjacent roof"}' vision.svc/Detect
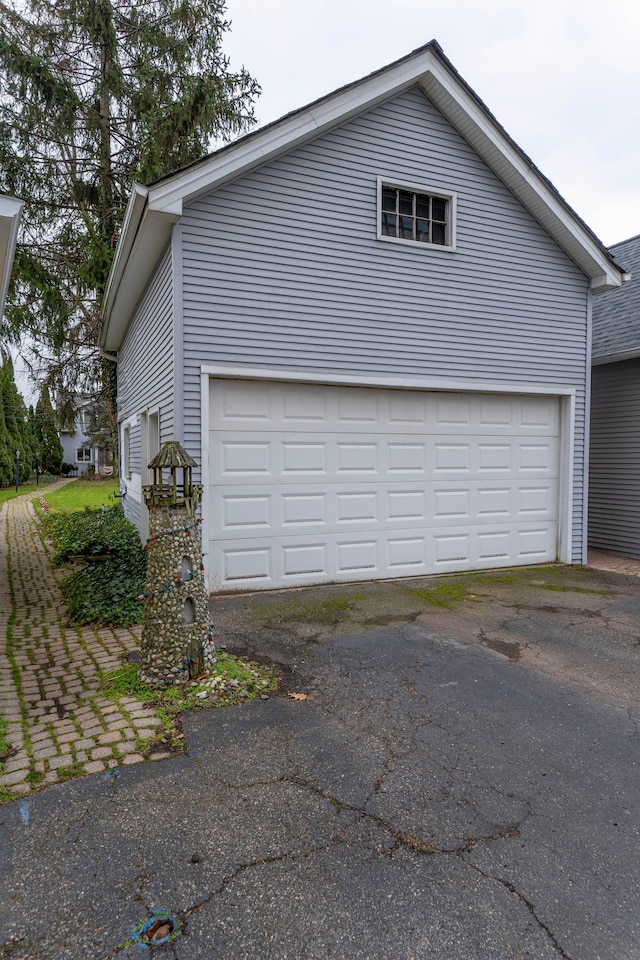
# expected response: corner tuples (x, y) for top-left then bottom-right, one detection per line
(592, 234), (640, 364)
(0, 194), (24, 321)
(101, 40), (628, 352)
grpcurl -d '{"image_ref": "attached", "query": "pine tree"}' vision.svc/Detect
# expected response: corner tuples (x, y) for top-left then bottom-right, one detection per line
(0, 353), (35, 485)
(34, 385), (63, 475)
(0, 0), (259, 409)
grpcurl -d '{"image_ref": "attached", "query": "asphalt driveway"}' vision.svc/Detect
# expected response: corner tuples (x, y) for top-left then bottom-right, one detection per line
(2, 564), (640, 959)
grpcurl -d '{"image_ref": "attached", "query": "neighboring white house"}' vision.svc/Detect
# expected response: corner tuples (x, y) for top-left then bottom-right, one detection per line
(0, 194), (23, 322)
(100, 41), (626, 594)
(58, 397), (113, 476)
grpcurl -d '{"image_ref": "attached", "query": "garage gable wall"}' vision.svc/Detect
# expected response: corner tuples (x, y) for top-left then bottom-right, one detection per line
(178, 85), (589, 562)
(180, 88), (589, 385)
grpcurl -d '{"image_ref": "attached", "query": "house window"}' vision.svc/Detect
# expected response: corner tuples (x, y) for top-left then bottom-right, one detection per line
(379, 180), (455, 249)
(76, 447), (92, 463)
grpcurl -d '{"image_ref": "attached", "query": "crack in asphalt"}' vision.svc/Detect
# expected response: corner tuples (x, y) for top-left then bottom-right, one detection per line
(287, 772), (525, 857)
(81, 745), (549, 960)
(178, 836), (346, 921)
(463, 858), (572, 959)
(132, 842), (152, 914)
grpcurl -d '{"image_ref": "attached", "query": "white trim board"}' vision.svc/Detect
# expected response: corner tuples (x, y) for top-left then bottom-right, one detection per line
(200, 363), (577, 398)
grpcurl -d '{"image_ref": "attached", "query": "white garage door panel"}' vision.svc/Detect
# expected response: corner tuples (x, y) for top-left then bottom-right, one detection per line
(209, 380), (561, 591)
(211, 381), (559, 436)
(211, 435), (559, 484)
(215, 523), (557, 587)
(215, 480), (558, 538)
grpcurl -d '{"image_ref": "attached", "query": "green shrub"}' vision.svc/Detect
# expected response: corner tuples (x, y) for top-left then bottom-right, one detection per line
(45, 504), (146, 626)
(45, 504), (142, 563)
(63, 556), (145, 626)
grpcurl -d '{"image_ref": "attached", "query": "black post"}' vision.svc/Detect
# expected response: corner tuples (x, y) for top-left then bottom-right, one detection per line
(15, 450), (20, 493)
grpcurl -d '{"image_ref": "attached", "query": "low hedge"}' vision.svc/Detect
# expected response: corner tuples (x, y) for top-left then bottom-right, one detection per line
(44, 505), (146, 626)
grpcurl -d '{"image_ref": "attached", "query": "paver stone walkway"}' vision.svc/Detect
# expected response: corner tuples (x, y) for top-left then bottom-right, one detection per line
(0, 485), (162, 798)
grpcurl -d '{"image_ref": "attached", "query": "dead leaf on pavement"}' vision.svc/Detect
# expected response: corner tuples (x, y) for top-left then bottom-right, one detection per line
(288, 692), (309, 701)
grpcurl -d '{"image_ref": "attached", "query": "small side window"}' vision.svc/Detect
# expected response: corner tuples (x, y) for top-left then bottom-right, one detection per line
(378, 179), (456, 250)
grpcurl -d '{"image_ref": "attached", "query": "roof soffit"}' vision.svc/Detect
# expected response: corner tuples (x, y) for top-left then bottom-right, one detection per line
(0, 195), (24, 321)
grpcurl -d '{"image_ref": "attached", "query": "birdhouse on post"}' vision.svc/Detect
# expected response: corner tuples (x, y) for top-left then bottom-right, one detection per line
(139, 441), (215, 686)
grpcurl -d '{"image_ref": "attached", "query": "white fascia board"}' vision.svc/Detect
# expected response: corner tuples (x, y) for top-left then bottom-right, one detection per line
(0, 195), (24, 320)
(146, 49), (440, 214)
(101, 184), (148, 337)
(419, 66), (625, 292)
(101, 185), (179, 351)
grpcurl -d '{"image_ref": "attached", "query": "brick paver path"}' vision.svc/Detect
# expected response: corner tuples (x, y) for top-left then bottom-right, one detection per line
(0, 485), (162, 799)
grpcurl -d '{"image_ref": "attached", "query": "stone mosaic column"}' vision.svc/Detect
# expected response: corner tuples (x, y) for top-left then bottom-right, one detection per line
(138, 442), (215, 686)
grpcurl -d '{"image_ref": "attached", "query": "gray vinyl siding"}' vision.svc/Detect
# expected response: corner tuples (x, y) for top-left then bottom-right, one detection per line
(118, 244), (174, 437)
(589, 359), (640, 558)
(128, 422), (142, 474)
(179, 85), (590, 561)
(123, 486), (142, 533)
(117, 243), (174, 529)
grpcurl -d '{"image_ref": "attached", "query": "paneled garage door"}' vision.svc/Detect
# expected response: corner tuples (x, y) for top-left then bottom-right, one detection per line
(208, 379), (560, 591)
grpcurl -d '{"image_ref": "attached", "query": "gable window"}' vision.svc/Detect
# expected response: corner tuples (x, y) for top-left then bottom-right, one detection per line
(378, 179), (455, 250)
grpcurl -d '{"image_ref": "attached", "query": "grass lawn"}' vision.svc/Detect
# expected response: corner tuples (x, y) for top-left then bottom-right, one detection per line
(0, 483), (41, 507)
(37, 477), (120, 514)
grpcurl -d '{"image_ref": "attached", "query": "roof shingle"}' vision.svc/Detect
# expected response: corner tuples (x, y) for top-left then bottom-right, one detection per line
(592, 235), (640, 360)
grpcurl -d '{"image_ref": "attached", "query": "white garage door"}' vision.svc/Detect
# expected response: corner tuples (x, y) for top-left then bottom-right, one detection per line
(208, 379), (560, 592)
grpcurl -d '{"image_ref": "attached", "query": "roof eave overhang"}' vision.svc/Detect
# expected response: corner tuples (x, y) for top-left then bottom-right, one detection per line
(416, 68), (624, 295)
(0, 195), (24, 321)
(592, 347), (640, 366)
(101, 42), (627, 351)
(100, 184), (179, 351)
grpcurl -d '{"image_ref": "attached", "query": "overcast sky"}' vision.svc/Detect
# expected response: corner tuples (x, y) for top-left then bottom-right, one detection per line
(12, 0), (640, 401)
(223, 0), (640, 249)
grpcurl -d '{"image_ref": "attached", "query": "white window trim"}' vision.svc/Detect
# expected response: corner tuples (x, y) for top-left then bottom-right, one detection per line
(122, 422), (131, 480)
(140, 408), (161, 542)
(377, 176), (457, 252)
(140, 408), (161, 482)
(75, 447), (92, 464)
